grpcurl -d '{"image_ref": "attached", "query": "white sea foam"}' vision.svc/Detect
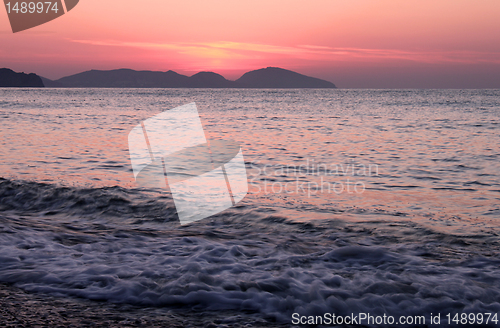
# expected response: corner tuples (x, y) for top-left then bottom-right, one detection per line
(0, 181), (499, 325)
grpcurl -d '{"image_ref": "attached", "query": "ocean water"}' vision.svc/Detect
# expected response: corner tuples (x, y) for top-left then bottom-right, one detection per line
(0, 88), (499, 326)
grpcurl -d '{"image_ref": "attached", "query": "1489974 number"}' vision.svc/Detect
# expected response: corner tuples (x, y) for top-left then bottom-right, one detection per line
(5, 2), (59, 14)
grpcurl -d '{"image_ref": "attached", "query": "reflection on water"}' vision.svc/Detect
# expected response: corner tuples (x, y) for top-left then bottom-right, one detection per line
(0, 88), (499, 233)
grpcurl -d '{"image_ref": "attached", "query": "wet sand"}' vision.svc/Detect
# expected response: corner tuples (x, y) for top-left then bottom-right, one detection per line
(0, 284), (289, 328)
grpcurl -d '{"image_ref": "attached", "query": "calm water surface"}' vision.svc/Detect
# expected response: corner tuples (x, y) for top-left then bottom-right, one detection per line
(1, 88), (499, 232)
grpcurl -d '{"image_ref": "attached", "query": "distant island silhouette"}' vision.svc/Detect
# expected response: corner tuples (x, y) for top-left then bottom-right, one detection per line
(38, 67), (336, 88)
(0, 68), (44, 87)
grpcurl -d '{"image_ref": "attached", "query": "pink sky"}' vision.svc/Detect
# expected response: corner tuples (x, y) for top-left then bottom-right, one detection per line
(1, 0), (500, 88)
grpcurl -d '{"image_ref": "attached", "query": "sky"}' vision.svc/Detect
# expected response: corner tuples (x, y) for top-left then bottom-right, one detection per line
(1, 0), (500, 88)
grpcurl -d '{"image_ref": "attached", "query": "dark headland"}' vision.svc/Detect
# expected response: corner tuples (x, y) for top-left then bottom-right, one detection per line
(237, 67), (335, 88)
(0, 68), (44, 87)
(43, 67), (336, 88)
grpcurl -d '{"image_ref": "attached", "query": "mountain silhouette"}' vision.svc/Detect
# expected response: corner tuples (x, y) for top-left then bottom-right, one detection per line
(41, 67), (336, 88)
(56, 69), (190, 88)
(0, 68), (44, 87)
(40, 76), (65, 87)
(188, 71), (237, 88)
(236, 67), (336, 88)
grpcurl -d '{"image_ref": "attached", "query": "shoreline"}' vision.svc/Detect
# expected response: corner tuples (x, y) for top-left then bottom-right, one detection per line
(0, 284), (288, 328)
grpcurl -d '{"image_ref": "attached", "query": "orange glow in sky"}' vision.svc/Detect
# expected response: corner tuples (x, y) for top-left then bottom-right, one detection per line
(1, 0), (500, 88)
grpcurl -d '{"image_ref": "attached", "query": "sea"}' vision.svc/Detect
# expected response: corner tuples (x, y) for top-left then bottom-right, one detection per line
(0, 88), (499, 326)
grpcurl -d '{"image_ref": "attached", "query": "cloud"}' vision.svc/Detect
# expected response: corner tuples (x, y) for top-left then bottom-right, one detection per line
(70, 39), (500, 65)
